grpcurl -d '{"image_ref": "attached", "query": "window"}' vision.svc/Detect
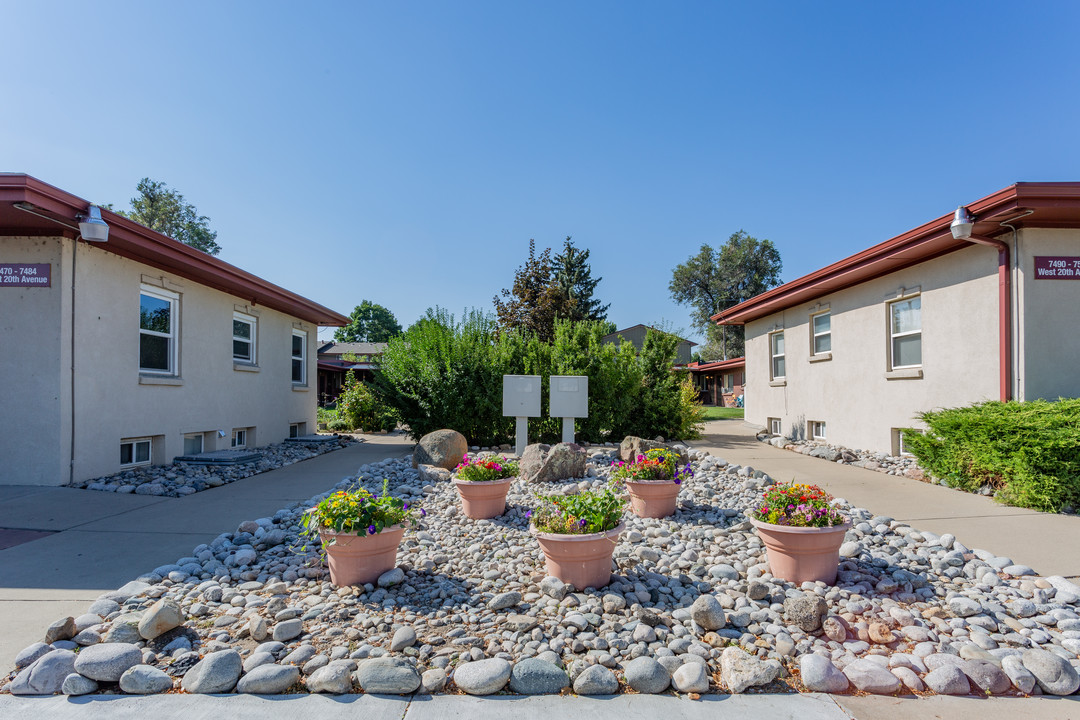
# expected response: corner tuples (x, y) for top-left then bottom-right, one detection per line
(770, 331), (785, 379)
(183, 433), (204, 455)
(889, 297), (921, 369)
(289, 423), (303, 438)
(722, 372), (734, 393)
(233, 312), (256, 364)
(139, 287), (178, 374)
(231, 429), (247, 448)
(291, 330), (307, 384)
(892, 428), (919, 457)
(811, 311), (831, 356)
(120, 438), (152, 467)
(768, 417), (782, 435)
(810, 421), (827, 440)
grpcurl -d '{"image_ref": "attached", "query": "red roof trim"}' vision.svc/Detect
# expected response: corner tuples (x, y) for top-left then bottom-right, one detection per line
(714, 182), (1080, 325)
(687, 357), (745, 372)
(0, 174), (349, 326)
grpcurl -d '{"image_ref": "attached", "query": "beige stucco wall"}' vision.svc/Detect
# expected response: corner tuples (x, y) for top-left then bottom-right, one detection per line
(1015, 228), (1080, 401)
(743, 243), (1002, 454)
(0, 237), (71, 484)
(1, 235), (319, 485)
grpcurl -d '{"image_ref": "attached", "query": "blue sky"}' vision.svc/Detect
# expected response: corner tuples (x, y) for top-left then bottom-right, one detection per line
(4, 1), (1079, 343)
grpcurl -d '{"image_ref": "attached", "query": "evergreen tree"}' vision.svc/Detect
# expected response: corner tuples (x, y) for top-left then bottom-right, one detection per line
(551, 236), (609, 322)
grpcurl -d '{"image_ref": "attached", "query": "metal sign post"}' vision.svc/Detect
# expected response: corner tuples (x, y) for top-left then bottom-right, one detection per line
(502, 375), (542, 456)
(550, 375), (589, 444)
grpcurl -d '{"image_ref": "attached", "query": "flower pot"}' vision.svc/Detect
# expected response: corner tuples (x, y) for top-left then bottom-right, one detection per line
(625, 480), (681, 518)
(318, 525), (405, 587)
(453, 477), (513, 519)
(749, 518), (851, 585)
(531, 523), (624, 590)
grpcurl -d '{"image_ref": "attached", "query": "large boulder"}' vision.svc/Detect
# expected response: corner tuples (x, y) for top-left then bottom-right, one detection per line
(618, 437), (689, 464)
(412, 430), (467, 471)
(521, 443), (586, 482)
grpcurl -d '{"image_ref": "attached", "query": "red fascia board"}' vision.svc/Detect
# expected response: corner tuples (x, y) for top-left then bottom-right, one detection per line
(0, 174), (349, 326)
(689, 357), (745, 372)
(714, 182), (1080, 326)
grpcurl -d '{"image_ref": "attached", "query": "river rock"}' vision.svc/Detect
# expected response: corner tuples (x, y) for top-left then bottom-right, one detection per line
(453, 657), (511, 695)
(521, 443), (586, 482)
(672, 662), (710, 693)
(181, 650), (243, 694)
(624, 656), (670, 694)
(119, 664), (175, 694)
(799, 654), (848, 692)
(573, 664), (619, 695)
(44, 617), (76, 644)
(61, 673), (98, 696)
(1022, 648), (1080, 695)
(784, 595), (828, 632)
(138, 599), (184, 640)
(842, 659), (901, 694)
(690, 594), (726, 630)
(354, 657), (422, 694)
(305, 663), (353, 694)
(924, 665), (971, 695)
(413, 430), (467, 470)
(508, 657), (570, 694)
(720, 646), (780, 693)
(961, 660), (1012, 695)
(10, 650), (77, 695)
(73, 642), (142, 681)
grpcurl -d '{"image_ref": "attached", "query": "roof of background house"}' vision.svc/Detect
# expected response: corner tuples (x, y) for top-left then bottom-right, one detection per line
(714, 182), (1080, 326)
(602, 324), (697, 346)
(317, 342), (388, 356)
(0, 174), (349, 326)
(687, 356), (745, 372)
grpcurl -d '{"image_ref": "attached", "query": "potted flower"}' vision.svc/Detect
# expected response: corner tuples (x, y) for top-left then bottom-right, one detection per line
(301, 479), (422, 587)
(748, 482), (850, 585)
(453, 453), (520, 519)
(529, 485), (625, 589)
(611, 448), (693, 518)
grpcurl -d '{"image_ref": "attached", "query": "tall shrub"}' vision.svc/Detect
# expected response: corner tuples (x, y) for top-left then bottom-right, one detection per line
(903, 399), (1080, 512)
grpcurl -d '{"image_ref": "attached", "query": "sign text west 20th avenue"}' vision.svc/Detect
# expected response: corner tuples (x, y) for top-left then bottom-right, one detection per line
(0, 263), (51, 287)
(1035, 256), (1080, 279)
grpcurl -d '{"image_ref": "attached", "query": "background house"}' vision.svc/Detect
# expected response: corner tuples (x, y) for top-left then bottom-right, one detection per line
(716, 182), (1080, 455)
(0, 174), (349, 486)
(316, 341), (386, 405)
(687, 357), (745, 407)
(601, 324), (696, 366)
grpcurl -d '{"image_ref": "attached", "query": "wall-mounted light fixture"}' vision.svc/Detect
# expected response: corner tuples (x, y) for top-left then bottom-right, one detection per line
(78, 205), (109, 242)
(950, 206), (975, 239)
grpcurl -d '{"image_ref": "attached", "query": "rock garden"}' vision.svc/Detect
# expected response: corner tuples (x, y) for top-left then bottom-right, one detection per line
(6, 431), (1080, 700)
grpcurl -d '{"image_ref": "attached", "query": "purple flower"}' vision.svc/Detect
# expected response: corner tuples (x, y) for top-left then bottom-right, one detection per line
(579, 519), (587, 527)
(367, 524), (376, 535)
(525, 510), (532, 518)
(674, 477), (681, 485)
(403, 502), (409, 510)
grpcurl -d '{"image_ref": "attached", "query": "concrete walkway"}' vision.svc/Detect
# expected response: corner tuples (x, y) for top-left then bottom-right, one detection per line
(0, 434), (414, 671)
(690, 419), (1080, 580)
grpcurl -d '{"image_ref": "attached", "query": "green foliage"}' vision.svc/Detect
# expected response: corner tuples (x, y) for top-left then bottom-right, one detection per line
(551, 237), (609, 322)
(118, 178), (221, 255)
(301, 479), (420, 536)
(701, 406), (744, 420)
(337, 370), (397, 432)
(903, 399), (1080, 512)
(326, 419), (352, 433)
(374, 312), (704, 445)
(530, 485), (625, 534)
(751, 482), (846, 527)
(669, 230), (782, 358)
(610, 448), (692, 483)
(334, 300), (403, 343)
(453, 453), (519, 482)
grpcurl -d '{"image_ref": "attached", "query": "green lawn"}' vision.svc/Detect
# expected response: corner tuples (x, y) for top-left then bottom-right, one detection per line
(701, 406), (744, 420)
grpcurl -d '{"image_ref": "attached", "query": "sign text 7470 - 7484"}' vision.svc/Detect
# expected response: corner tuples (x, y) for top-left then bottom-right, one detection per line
(0, 263), (51, 287)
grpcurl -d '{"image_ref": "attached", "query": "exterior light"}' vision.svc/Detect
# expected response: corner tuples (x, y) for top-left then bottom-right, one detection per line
(78, 205), (109, 242)
(950, 206), (974, 240)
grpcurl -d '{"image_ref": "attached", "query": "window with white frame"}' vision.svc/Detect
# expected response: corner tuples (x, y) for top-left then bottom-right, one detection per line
(811, 311), (831, 356)
(722, 372), (734, 393)
(892, 428), (919, 457)
(231, 429), (247, 448)
(233, 312), (256, 364)
(810, 421), (827, 440)
(289, 422), (304, 438)
(889, 296), (921, 369)
(768, 417), (782, 435)
(139, 287), (178, 374)
(769, 331), (785, 379)
(120, 437), (152, 467)
(183, 433), (204, 455)
(291, 330), (307, 384)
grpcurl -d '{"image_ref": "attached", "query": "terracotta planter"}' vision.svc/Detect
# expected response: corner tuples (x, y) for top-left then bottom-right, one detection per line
(531, 523), (624, 590)
(453, 476), (513, 519)
(625, 480), (681, 518)
(318, 525), (405, 587)
(749, 518), (851, 585)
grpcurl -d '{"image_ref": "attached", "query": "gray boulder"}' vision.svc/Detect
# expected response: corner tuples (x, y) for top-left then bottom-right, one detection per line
(61, 673), (98, 696)
(354, 657), (422, 694)
(508, 658), (569, 694)
(103, 622), (142, 644)
(44, 617), (76, 643)
(784, 595), (828, 633)
(119, 664), (175, 694)
(720, 646), (780, 693)
(672, 662), (710, 693)
(137, 599), (184, 640)
(488, 592), (522, 611)
(421, 668), (447, 693)
(624, 656), (671, 694)
(412, 429), (467, 471)
(236, 664), (300, 694)
(453, 657), (511, 695)
(273, 618), (304, 642)
(14, 643), (52, 669)
(690, 594), (726, 630)
(390, 626), (417, 652)
(573, 664), (619, 695)
(521, 443), (586, 482)
(181, 650), (243, 694)
(417, 464), (452, 483)
(842, 659), (901, 694)
(961, 659), (1012, 695)
(1022, 648), (1080, 695)
(924, 665), (971, 695)
(9, 649), (77, 695)
(619, 436), (689, 464)
(73, 642), (142, 682)
(305, 663), (353, 694)
(799, 654), (848, 693)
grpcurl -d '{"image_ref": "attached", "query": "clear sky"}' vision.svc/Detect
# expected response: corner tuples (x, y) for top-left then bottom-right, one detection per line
(4, 1), (1079, 343)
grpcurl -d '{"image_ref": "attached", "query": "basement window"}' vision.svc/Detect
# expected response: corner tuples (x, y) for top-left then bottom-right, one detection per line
(120, 438), (152, 468)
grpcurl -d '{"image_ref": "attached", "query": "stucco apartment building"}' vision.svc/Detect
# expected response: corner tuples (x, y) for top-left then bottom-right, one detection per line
(715, 182), (1080, 455)
(601, 324), (697, 366)
(0, 174), (348, 486)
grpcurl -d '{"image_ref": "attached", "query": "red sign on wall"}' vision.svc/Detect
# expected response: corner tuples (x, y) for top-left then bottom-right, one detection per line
(0, 263), (51, 287)
(1034, 256), (1080, 280)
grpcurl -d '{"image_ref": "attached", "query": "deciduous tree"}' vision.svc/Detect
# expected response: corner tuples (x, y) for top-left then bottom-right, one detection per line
(118, 178), (221, 255)
(335, 300), (403, 343)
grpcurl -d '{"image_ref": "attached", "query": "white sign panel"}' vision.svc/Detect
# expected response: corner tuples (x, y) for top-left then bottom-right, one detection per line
(550, 375), (588, 418)
(502, 375), (542, 417)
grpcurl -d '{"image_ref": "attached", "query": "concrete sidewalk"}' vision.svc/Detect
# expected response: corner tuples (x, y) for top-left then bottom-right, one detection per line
(0, 434), (414, 671)
(690, 419), (1080, 580)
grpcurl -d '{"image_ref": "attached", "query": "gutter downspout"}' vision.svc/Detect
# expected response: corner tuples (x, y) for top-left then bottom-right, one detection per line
(965, 233), (1012, 402)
